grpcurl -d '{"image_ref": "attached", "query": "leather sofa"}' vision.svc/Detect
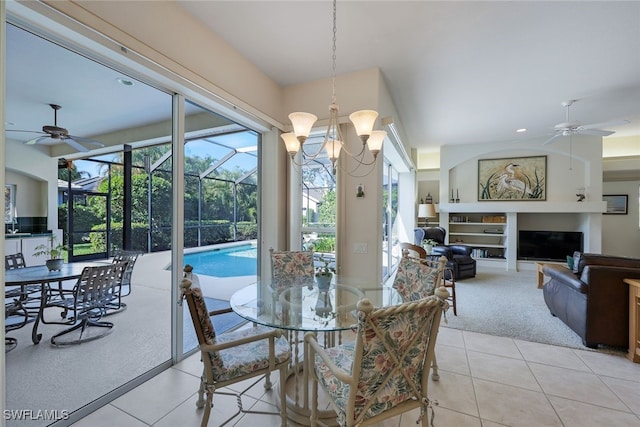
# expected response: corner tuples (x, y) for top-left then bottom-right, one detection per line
(542, 252), (640, 348)
(414, 227), (476, 280)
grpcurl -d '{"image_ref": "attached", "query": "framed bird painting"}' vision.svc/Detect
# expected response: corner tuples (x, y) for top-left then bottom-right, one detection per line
(478, 156), (546, 201)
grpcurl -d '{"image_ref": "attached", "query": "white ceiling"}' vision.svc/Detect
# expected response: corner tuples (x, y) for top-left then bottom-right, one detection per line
(4, 1), (640, 157)
(177, 0), (640, 151)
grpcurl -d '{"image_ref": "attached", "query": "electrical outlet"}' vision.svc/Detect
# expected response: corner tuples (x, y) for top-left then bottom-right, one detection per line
(353, 243), (368, 254)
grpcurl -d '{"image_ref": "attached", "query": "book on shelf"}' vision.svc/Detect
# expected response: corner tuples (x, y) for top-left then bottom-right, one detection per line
(483, 228), (503, 234)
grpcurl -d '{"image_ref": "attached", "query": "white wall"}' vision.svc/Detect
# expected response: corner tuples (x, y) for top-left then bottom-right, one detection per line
(5, 139), (58, 229)
(440, 135), (602, 204)
(434, 135), (607, 269)
(602, 180), (640, 257)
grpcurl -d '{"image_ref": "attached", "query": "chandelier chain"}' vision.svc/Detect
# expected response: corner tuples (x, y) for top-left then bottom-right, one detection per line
(331, 0), (337, 105)
(281, 0), (384, 176)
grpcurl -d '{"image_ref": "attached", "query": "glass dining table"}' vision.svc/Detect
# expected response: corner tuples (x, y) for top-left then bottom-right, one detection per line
(5, 261), (109, 344)
(230, 279), (401, 426)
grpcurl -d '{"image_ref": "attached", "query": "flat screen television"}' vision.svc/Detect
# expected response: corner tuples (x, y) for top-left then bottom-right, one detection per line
(518, 230), (584, 262)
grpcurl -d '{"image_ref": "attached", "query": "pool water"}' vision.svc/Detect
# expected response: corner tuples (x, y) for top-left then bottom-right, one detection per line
(184, 245), (257, 278)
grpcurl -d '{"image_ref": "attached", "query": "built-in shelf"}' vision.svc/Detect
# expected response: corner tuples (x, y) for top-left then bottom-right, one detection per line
(440, 204), (603, 271)
(448, 213), (507, 261)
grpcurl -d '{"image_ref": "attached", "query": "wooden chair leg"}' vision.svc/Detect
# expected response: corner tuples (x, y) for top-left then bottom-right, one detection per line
(431, 356), (440, 381)
(195, 375), (206, 409)
(200, 385), (213, 427)
(279, 365), (287, 427)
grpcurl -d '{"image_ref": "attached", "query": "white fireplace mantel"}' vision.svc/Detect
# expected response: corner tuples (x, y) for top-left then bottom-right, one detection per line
(438, 201), (606, 214)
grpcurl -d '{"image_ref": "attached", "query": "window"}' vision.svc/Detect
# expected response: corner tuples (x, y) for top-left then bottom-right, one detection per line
(300, 134), (336, 268)
(382, 160), (399, 281)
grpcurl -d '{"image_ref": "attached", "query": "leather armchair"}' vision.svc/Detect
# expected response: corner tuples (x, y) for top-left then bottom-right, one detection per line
(414, 227), (476, 280)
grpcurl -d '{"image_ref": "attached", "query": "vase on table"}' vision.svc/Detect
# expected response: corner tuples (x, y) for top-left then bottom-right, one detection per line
(46, 259), (64, 271)
(315, 290), (333, 318)
(316, 273), (332, 291)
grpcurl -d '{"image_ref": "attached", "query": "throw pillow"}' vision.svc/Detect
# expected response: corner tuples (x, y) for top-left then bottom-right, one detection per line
(572, 251), (582, 274)
(566, 255), (574, 270)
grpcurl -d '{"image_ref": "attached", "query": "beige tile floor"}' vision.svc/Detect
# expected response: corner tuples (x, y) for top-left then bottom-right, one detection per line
(72, 326), (640, 427)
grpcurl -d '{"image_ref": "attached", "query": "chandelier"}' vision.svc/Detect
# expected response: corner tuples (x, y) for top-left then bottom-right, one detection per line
(280, 0), (386, 175)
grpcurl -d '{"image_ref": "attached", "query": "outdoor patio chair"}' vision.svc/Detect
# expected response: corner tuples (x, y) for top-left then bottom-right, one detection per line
(4, 253), (42, 350)
(42, 262), (130, 346)
(104, 250), (141, 315)
(180, 276), (290, 427)
(5, 286), (29, 352)
(5, 252), (27, 270)
(305, 292), (449, 427)
(5, 253), (42, 304)
(112, 250), (141, 297)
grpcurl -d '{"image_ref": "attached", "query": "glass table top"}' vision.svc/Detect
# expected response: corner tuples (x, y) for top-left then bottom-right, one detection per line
(230, 281), (402, 332)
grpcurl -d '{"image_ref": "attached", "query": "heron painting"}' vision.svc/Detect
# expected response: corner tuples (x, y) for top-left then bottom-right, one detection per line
(478, 156), (546, 201)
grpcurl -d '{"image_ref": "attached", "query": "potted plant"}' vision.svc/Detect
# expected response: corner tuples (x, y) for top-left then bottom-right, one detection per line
(33, 235), (68, 271)
(422, 238), (438, 255)
(315, 256), (335, 291)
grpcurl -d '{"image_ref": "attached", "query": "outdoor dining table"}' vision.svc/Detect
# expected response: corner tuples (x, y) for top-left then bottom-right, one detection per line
(230, 280), (402, 426)
(5, 261), (109, 344)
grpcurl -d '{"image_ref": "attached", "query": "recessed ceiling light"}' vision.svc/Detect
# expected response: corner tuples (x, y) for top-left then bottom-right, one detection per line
(516, 128), (527, 133)
(116, 77), (134, 87)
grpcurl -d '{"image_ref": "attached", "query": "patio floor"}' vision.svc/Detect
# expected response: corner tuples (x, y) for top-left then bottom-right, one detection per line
(4, 248), (255, 427)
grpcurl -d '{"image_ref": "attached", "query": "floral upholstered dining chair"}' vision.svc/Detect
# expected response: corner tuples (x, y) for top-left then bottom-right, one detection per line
(305, 292), (450, 427)
(180, 274), (291, 427)
(393, 254), (447, 301)
(269, 249), (315, 320)
(269, 248), (315, 291)
(392, 254), (448, 380)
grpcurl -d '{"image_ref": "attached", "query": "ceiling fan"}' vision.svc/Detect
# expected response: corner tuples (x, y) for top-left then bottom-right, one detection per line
(543, 99), (629, 145)
(7, 104), (104, 152)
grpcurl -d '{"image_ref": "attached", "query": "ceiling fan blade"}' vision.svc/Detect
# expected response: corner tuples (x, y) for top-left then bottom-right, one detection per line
(66, 134), (104, 147)
(6, 129), (46, 135)
(62, 137), (90, 152)
(580, 119), (629, 130)
(25, 135), (54, 145)
(579, 129), (615, 137)
(543, 133), (562, 145)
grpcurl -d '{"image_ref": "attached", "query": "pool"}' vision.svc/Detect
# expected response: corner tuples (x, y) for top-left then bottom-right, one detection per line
(183, 245), (257, 278)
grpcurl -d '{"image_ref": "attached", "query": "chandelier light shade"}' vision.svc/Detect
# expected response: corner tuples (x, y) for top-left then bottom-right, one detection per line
(288, 112), (317, 143)
(366, 130), (386, 156)
(349, 110), (379, 141)
(281, 132), (301, 156)
(325, 138), (343, 163)
(281, 0), (386, 175)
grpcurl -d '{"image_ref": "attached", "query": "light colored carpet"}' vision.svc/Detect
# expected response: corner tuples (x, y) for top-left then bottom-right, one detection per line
(442, 267), (624, 353)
